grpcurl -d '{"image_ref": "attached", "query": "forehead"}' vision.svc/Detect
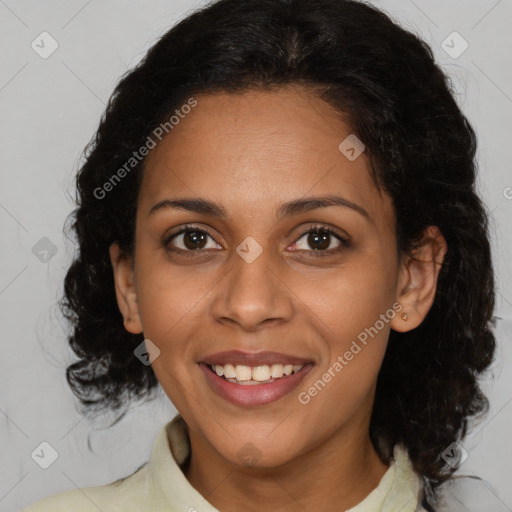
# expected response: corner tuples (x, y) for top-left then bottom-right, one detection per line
(139, 87), (391, 224)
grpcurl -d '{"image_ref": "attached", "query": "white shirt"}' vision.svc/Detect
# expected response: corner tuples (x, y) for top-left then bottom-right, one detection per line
(23, 413), (427, 512)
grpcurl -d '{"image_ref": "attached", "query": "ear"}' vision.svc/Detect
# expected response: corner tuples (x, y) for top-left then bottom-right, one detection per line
(390, 226), (448, 333)
(109, 242), (143, 334)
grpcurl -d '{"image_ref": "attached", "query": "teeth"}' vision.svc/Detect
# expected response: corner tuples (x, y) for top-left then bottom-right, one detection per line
(270, 364), (284, 378)
(252, 365), (271, 381)
(223, 363), (236, 379)
(235, 365), (252, 381)
(209, 363), (305, 383)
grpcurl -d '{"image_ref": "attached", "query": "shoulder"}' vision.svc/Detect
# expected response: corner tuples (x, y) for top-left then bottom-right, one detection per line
(21, 462), (159, 512)
(22, 415), (189, 512)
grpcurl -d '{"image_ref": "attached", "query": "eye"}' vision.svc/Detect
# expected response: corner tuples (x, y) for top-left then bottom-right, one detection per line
(290, 225), (351, 257)
(163, 225), (220, 256)
(163, 223), (351, 258)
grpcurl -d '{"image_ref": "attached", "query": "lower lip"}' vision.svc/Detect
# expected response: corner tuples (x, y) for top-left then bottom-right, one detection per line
(199, 362), (314, 406)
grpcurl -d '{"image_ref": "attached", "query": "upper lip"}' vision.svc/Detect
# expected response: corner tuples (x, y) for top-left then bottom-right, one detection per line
(201, 350), (313, 367)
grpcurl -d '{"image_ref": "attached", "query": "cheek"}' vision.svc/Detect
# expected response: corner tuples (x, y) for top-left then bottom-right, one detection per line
(294, 248), (397, 338)
(293, 251), (395, 406)
(133, 251), (210, 359)
(134, 262), (205, 409)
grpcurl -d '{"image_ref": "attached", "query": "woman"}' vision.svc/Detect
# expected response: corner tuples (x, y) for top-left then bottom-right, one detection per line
(23, 0), (496, 510)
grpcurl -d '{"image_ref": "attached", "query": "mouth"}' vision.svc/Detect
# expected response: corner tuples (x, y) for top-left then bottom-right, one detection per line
(198, 351), (314, 406)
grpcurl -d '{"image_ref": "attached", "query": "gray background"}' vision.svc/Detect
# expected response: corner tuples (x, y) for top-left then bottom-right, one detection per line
(0, 1), (511, 511)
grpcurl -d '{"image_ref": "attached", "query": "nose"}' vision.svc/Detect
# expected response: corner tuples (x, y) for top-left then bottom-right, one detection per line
(211, 246), (294, 331)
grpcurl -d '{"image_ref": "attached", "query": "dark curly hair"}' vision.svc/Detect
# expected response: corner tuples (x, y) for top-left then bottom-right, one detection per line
(59, 0), (496, 505)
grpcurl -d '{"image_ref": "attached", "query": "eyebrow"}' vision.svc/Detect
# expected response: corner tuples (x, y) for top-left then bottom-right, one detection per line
(148, 194), (369, 220)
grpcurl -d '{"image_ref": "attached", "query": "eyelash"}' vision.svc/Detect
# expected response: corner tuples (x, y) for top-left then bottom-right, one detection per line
(163, 223), (351, 259)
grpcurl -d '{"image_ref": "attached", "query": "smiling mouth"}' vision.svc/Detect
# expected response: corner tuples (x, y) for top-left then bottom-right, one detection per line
(207, 362), (306, 385)
(200, 360), (315, 406)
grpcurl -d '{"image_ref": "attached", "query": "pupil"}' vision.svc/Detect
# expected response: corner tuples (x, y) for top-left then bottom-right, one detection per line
(184, 231), (207, 250)
(308, 230), (330, 250)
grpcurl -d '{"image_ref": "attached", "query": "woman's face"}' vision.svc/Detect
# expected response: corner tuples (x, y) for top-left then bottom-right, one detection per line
(113, 86), (409, 467)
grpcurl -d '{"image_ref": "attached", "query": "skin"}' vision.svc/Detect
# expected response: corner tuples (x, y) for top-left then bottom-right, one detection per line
(109, 85), (447, 512)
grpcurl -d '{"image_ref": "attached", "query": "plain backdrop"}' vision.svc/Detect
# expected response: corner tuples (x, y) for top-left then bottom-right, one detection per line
(0, 1), (511, 511)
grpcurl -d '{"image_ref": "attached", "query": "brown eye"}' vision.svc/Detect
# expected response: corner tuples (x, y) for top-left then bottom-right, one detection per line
(163, 223), (350, 259)
(305, 230), (332, 251)
(291, 227), (350, 256)
(164, 226), (220, 254)
(182, 230), (208, 250)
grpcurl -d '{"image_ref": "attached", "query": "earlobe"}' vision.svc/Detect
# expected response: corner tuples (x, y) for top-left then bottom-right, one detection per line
(391, 226), (447, 333)
(109, 243), (143, 334)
